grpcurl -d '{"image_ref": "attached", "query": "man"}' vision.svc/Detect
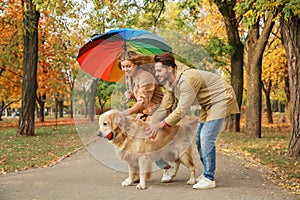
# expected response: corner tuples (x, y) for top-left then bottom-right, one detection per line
(147, 52), (239, 189)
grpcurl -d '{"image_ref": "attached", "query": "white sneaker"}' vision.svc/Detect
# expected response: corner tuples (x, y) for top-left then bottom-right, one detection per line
(193, 177), (216, 189)
(196, 173), (204, 182)
(161, 166), (174, 183)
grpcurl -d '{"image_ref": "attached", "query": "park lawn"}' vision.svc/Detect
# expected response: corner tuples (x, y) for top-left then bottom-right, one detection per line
(217, 119), (300, 195)
(0, 123), (82, 174)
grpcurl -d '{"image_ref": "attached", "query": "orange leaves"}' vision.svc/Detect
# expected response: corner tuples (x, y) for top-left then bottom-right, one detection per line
(36, 10), (72, 98)
(0, 0), (23, 104)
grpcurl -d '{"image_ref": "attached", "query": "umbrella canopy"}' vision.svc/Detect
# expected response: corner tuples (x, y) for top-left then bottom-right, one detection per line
(77, 28), (172, 82)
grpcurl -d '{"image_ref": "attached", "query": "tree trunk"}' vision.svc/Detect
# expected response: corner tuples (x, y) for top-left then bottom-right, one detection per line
(284, 69), (290, 121)
(89, 78), (98, 122)
(281, 14), (300, 159)
(58, 99), (63, 118)
(0, 101), (4, 121)
(245, 14), (276, 138)
(245, 22), (262, 138)
(70, 92), (74, 118)
(214, 0), (244, 132)
(97, 96), (105, 114)
(18, 0), (39, 136)
(37, 94), (46, 122)
(262, 80), (273, 123)
(69, 78), (75, 119)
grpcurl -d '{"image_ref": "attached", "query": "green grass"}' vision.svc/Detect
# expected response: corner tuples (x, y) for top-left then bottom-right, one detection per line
(217, 128), (300, 194)
(0, 125), (82, 174)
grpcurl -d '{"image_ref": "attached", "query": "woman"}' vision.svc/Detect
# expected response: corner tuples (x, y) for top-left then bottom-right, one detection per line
(119, 51), (163, 121)
(118, 51), (174, 183)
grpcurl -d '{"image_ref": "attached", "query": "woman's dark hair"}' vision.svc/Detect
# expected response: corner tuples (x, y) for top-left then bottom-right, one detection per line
(154, 52), (176, 68)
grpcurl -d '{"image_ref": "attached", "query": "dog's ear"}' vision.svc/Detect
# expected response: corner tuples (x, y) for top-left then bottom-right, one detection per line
(113, 114), (122, 126)
(112, 111), (127, 132)
(109, 111), (122, 126)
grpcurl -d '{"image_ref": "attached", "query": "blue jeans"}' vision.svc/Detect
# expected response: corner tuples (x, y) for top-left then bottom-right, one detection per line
(155, 159), (169, 169)
(196, 118), (225, 181)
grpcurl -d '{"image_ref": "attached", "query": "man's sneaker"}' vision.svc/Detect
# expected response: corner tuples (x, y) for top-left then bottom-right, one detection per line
(161, 166), (174, 183)
(196, 173), (204, 182)
(193, 177), (216, 189)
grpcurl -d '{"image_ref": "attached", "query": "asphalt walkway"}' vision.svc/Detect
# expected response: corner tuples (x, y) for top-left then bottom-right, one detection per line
(0, 140), (299, 200)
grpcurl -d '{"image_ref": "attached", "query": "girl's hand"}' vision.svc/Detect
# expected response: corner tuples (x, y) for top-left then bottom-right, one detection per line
(124, 90), (133, 99)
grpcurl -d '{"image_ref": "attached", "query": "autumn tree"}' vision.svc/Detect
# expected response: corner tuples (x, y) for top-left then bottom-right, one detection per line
(36, 11), (66, 122)
(262, 33), (288, 123)
(55, 2), (87, 119)
(280, 1), (300, 159)
(209, 0), (244, 132)
(25, 1), (84, 121)
(236, 1), (279, 138)
(0, 1), (23, 120)
(159, 0), (244, 132)
(18, 0), (40, 136)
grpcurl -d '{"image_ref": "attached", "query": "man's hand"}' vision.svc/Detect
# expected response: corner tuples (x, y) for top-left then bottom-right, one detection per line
(146, 121), (165, 139)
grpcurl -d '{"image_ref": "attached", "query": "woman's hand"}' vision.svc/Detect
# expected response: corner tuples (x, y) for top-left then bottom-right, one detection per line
(146, 121), (165, 139)
(122, 90), (133, 104)
(124, 90), (133, 99)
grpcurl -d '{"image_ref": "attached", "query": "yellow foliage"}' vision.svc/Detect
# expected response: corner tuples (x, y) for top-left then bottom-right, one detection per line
(262, 33), (288, 102)
(193, 0), (227, 46)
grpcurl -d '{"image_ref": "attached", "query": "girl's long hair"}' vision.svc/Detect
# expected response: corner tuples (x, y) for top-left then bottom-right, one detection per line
(118, 51), (154, 69)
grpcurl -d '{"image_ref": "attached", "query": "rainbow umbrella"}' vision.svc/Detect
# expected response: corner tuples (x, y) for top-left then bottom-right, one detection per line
(77, 28), (172, 82)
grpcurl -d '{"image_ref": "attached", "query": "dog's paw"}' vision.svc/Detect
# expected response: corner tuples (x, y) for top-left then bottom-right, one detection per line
(136, 183), (147, 190)
(187, 178), (196, 185)
(122, 178), (133, 187)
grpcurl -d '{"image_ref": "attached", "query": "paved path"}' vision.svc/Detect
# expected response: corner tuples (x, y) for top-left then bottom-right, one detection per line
(0, 141), (299, 200)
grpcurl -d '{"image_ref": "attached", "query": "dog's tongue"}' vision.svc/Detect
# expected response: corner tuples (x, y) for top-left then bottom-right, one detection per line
(105, 132), (113, 140)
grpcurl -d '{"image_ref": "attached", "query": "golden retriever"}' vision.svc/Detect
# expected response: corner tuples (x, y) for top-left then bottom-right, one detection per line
(97, 109), (198, 190)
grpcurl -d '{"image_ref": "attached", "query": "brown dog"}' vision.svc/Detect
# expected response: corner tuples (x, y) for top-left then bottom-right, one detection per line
(97, 110), (198, 190)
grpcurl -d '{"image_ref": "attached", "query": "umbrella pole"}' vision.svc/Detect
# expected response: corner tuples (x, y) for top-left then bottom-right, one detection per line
(122, 74), (130, 110)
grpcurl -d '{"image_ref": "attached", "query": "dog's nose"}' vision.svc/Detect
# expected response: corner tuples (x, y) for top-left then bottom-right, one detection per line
(97, 130), (102, 137)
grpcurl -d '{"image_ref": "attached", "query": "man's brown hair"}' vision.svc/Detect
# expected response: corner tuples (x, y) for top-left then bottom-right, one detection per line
(154, 52), (176, 68)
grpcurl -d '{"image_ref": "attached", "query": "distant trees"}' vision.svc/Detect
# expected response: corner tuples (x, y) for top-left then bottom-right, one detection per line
(96, 80), (116, 114)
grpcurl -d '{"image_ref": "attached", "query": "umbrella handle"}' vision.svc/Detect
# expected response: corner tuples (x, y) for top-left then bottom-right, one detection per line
(122, 96), (130, 104)
(122, 96), (129, 110)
